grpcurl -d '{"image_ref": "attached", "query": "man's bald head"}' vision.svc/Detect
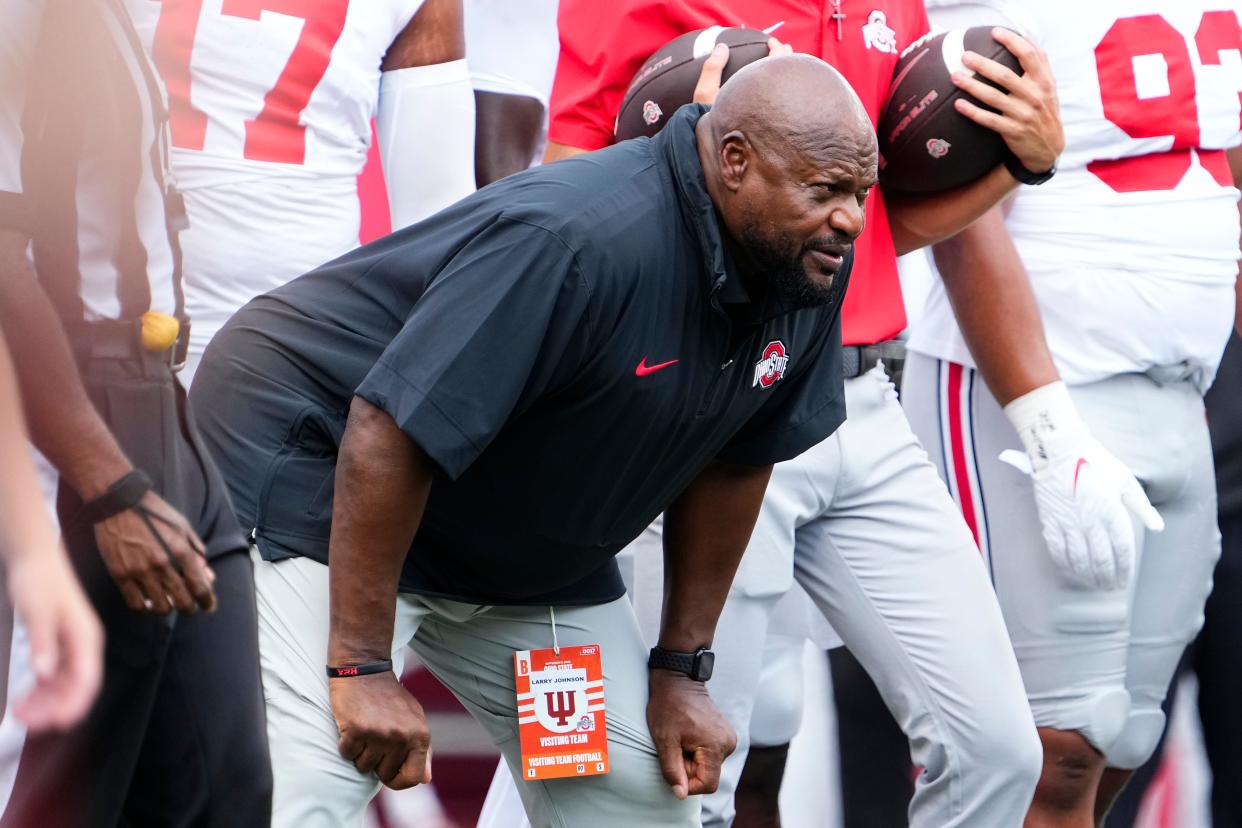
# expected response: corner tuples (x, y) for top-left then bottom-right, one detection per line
(696, 54), (878, 309)
(704, 55), (875, 171)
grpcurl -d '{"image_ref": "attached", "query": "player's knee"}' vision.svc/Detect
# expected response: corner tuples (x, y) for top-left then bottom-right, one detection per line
(1035, 686), (1130, 757)
(962, 709), (1044, 793)
(1033, 728), (1108, 813)
(1104, 707), (1167, 770)
(1009, 721), (1045, 791)
(749, 666), (804, 748)
(917, 693), (1042, 802)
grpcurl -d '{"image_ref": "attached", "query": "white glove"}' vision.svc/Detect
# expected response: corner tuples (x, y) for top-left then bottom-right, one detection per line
(1003, 382), (1164, 590)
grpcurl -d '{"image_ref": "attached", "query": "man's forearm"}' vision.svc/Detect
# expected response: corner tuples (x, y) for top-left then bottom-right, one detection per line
(327, 396), (434, 665)
(933, 208), (1058, 404)
(0, 330), (61, 561)
(659, 461), (772, 651)
(542, 141), (590, 164)
(887, 164), (1019, 256)
(0, 231), (131, 499)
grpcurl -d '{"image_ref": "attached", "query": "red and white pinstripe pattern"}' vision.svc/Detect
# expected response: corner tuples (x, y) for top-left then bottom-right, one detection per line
(937, 361), (992, 575)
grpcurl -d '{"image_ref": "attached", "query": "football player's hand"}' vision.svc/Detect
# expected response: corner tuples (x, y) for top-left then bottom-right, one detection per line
(331, 670), (432, 790)
(951, 27), (1063, 174)
(94, 490), (216, 615)
(7, 542), (103, 731)
(1003, 382), (1163, 590)
(647, 668), (736, 799)
(693, 38), (794, 105)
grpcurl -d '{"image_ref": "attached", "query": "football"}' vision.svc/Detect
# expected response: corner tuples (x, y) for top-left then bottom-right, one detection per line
(877, 27), (1024, 194)
(615, 26), (772, 141)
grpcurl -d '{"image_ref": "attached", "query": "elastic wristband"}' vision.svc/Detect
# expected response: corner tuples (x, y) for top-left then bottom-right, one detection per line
(1002, 381), (1085, 469)
(326, 660), (394, 678)
(72, 469), (153, 527)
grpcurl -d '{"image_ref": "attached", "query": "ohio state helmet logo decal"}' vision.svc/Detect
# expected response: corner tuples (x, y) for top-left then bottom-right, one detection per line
(642, 100), (663, 125)
(862, 10), (898, 53)
(752, 341), (790, 389)
(926, 137), (951, 158)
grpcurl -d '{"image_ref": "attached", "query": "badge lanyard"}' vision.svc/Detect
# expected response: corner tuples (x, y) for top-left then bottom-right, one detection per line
(513, 608), (610, 781)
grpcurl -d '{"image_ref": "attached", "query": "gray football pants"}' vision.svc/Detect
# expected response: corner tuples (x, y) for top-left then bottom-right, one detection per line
(252, 552), (698, 828)
(694, 362), (1042, 827)
(902, 354), (1220, 769)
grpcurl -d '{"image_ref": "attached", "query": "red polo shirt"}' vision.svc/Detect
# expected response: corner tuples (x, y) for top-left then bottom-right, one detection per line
(550, 0), (930, 346)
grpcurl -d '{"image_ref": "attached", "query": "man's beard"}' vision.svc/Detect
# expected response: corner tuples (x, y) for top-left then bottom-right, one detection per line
(739, 219), (842, 310)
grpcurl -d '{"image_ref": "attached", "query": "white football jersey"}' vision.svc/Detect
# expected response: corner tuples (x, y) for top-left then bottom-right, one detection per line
(122, 0), (425, 380)
(911, 0), (1242, 392)
(126, 0), (423, 183)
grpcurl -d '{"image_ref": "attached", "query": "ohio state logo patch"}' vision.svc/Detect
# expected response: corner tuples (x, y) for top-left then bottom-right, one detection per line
(642, 100), (663, 125)
(752, 341), (790, 389)
(926, 137), (951, 158)
(862, 10), (897, 54)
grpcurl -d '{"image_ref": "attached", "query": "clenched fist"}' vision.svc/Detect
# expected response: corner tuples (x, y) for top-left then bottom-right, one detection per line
(647, 668), (737, 800)
(330, 670), (432, 790)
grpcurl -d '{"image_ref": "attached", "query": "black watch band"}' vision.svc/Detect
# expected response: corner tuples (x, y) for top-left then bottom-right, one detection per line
(1004, 152), (1056, 185)
(648, 646), (716, 682)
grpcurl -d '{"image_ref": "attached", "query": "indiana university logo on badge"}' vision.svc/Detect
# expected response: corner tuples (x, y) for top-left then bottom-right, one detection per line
(752, 340), (790, 389)
(514, 645), (609, 781)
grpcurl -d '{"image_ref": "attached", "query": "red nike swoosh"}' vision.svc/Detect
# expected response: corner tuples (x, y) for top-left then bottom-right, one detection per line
(1073, 457), (1087, 494)
(635, 357), (679, 377)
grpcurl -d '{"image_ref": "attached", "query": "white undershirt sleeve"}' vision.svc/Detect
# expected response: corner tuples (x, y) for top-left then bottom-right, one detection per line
(376, 58), (477, 231)
(0, 0), (46, 222)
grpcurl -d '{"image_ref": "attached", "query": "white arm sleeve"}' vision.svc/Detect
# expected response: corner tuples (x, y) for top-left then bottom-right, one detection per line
(376, 58), (477, 231)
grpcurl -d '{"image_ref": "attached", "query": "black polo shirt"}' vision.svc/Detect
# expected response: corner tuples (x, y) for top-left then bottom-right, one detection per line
(192, 104), (851, 605)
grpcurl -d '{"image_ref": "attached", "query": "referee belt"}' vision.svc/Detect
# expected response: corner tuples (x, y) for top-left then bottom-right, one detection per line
(70, 317), (191, 373)
(842, 339), (905, 380)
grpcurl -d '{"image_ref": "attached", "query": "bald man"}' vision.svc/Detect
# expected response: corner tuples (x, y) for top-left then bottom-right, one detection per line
(191, 56), (872, 826)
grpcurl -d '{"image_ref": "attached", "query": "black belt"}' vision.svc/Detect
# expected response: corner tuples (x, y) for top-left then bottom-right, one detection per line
(842, 340), (905, 380)
(69, 317), (191, 373)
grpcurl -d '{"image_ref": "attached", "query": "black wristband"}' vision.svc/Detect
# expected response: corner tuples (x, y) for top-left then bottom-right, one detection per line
(1004, 152), (1056, 185)
(72, 469), (153, 528)
(648, 646), (715, 681)
(326, 660), (394, 678)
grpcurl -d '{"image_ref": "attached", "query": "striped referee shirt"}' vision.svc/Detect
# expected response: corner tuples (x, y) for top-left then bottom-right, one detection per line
(0, 0), (184, 325)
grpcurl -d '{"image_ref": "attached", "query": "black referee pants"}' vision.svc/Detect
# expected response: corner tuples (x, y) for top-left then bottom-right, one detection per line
(0, 354), (271, 828)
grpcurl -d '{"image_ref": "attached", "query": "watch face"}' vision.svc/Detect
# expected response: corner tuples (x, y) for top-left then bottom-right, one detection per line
(695, 650), (716, 681)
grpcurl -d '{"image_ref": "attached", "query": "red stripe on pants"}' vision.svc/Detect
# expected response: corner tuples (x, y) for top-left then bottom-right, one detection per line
(947, 363), (981, 549)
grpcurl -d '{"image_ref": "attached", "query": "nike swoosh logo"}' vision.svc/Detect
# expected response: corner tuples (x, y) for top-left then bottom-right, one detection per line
(635, 357), (679, 377)
(1073, 457), (1087, 494)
